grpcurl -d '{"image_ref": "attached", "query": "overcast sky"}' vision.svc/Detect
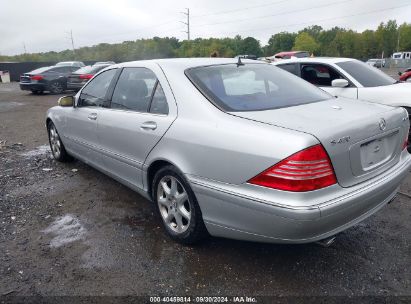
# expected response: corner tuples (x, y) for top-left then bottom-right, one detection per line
(1, 0), (410, 55)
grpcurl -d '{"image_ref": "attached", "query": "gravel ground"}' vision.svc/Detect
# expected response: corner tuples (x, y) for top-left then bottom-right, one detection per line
(0, 82), (410, 301)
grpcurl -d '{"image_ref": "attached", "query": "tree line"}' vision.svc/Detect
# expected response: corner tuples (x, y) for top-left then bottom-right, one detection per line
(1, 20), (410, 63)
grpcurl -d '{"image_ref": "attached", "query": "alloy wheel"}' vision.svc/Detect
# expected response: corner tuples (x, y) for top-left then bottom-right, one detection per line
(49, 124), (61, 159)
(50, 82), (63, 94)
(157, 175), (191, 233)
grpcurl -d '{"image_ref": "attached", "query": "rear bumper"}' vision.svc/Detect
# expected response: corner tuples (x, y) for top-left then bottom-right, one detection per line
(19, 83), (46, 91)
(189, 151), (411, 244)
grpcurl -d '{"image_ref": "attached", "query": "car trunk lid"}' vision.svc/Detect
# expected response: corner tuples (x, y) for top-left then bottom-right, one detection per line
(232, 97), (408, 187)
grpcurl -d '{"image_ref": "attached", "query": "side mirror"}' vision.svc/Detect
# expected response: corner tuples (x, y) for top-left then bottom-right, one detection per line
(58, 96), (74, 107)
(331, 79), (349, 88)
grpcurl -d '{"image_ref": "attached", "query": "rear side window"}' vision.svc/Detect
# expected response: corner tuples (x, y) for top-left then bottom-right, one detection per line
(111, 68), (157, 112)
(186, 63), (330, 112)
(149, 83), (169, 115)
(79, 69), (117, 107)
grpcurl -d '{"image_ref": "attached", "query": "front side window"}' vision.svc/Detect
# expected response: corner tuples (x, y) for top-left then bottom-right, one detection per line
(111, 68), (157, 112)
(186, 63), (331, 112)
(78, 69), (117, 107)
(301, 64), (345, 87)
(336, 60), (396, 87)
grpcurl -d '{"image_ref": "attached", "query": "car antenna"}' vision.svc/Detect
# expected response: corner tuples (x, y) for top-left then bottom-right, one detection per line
(236, 56), (244, 67)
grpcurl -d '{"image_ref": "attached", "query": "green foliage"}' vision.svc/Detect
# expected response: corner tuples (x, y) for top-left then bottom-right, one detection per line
(1, 20), (410, 62)
(293, 32), (319, 54)
(265, 32), (297, 56)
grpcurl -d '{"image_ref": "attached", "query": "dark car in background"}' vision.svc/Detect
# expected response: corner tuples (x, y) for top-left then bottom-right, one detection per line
(67, 63), (113, 91)
(19, 65), (80, 94)
(56, 61), (85, 68)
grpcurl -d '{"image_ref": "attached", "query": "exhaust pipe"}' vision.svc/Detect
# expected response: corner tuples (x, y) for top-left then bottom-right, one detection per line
(315, 236), (336, 247)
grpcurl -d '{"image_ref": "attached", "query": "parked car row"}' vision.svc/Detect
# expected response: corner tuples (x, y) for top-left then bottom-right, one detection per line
(19, 61), (114, 94)
(45, 57), (411, 245)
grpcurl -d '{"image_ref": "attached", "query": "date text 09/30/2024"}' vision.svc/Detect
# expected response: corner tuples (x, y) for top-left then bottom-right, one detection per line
(149, 296), (257, 303)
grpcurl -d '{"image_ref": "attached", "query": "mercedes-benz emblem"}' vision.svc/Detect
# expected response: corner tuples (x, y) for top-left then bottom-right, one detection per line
(379, 118), (386, 131)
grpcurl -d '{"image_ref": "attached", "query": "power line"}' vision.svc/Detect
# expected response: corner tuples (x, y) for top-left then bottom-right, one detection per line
(217, 2), (411, 36)
(192, 0), (354, 28)
(192, 0), (290, 18)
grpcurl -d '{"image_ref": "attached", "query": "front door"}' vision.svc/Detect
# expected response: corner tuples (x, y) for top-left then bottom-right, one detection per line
(64, 68), (118, 167)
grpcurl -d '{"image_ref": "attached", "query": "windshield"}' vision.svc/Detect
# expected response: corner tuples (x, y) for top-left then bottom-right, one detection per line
(337, 60), (396, 87)
(186, 63), (331, 112)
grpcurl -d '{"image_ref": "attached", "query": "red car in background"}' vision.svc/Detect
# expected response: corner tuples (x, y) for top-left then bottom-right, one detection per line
(271, 51), (310, 60)
(399, 68), (411, 82)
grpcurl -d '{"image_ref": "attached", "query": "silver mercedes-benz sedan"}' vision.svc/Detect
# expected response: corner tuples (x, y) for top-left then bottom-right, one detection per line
(46, 58), (411, 244)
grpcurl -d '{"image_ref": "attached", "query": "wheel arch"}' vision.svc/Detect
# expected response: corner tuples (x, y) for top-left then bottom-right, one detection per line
(145, 158), (183, 201)
(46, 117), (53, 129)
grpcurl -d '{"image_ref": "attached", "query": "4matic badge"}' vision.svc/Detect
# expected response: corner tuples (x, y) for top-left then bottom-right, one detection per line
(331, 136), (351, 145)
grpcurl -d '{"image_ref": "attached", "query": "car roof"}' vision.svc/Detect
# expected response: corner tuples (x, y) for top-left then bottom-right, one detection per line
(115, 58), (266, 70)
(272, 57), (355, 65)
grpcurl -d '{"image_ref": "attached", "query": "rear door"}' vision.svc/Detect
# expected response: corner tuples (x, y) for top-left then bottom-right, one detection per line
(97, 66), (177, 189)
(63, 68), (118, 167)
(300, 63), (358, 99)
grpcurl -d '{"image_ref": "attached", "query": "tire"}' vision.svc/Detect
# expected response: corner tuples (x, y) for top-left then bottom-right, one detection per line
(49, 81), (65, 94)
(47, 121), (72, 162)
(152, 165), (208, 244)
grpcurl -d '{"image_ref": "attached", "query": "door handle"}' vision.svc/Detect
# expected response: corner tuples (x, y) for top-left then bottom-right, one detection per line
(88, 113), (97, 120)
(141, 121), (157, 130)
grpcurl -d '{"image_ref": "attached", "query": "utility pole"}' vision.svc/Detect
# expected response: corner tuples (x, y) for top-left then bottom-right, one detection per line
(397, 27), (400, 52)
(23, 42), (27, 54)
(69, 30), (76, 56)
(65, 30), (76, 58)
(180, 8), (190, 40)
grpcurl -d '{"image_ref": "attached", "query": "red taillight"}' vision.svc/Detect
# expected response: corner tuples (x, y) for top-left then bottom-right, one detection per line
(79, 74), (93, 80)
(30, 75), (43, 81)
(248, 144), (337, 192)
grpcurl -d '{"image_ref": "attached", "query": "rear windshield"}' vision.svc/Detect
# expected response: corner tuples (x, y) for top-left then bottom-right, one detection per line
(185, 63), (331, 112)
(294, 52), (310, 58)
(29, 67), (52, 74)
(74, 65), (106, 74)
(336, 60), (396, 87)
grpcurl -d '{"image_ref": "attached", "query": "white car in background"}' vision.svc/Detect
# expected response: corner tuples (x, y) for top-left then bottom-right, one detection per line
(366, 58), (385, 68)
(272, 57), (411, 111)
(272, 57), (411, 149)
